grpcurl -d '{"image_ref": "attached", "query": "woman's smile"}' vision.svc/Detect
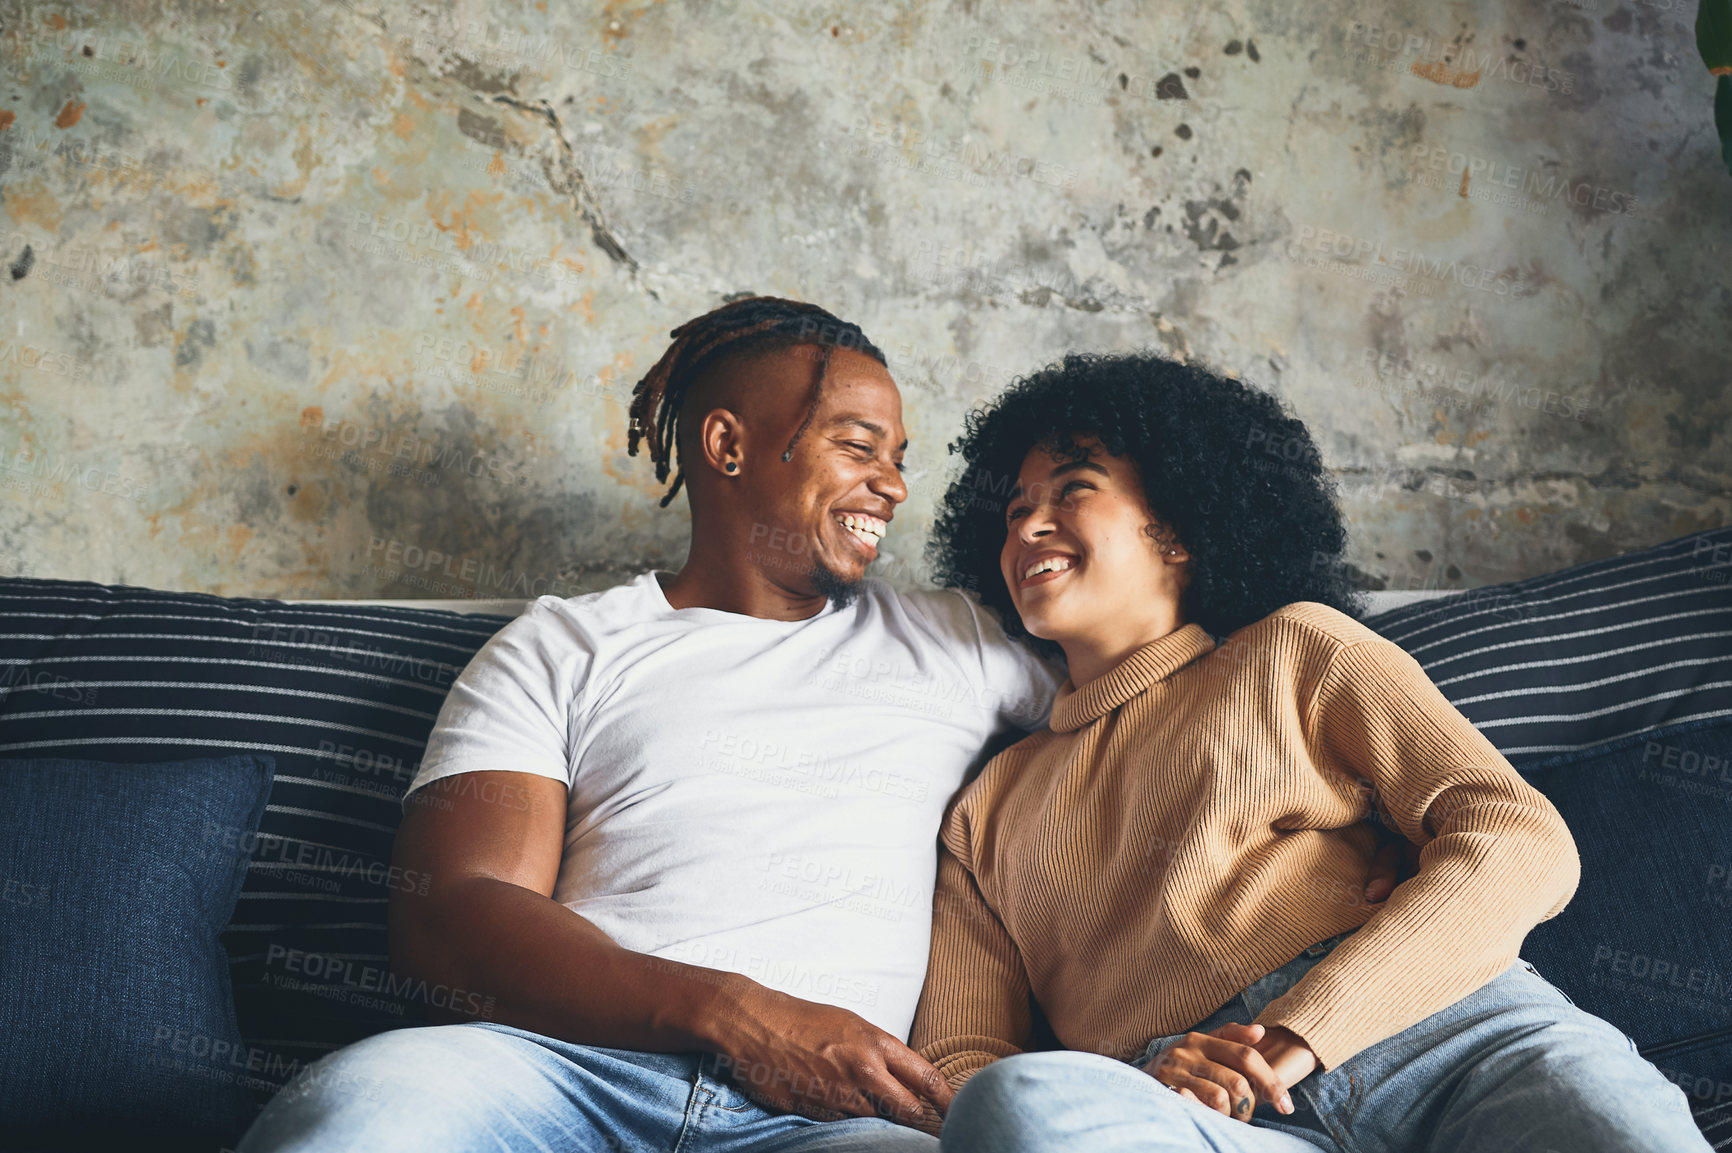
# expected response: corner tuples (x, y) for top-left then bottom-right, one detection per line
(1018, 551), (1081, 590)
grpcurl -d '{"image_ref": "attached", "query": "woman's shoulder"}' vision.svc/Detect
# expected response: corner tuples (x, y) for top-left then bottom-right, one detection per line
(1229, 601), (1389, 654)
(944, 729), (1058, 841)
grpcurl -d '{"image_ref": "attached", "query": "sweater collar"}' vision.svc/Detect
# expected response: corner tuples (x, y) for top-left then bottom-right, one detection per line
(1050, 623), (1216, 732)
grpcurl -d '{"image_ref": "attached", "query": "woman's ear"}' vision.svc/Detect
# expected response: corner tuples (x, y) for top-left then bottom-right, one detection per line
(1145, 521), (1190, 563)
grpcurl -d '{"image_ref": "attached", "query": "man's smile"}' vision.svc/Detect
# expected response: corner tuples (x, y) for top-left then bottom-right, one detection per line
(834, 511), (888, 556)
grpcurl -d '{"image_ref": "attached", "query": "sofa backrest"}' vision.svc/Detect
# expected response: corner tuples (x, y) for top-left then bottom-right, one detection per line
(4, 525), (1730, 1099)
(0, 579), (511, 1092)
(1362, 528), (1732, 762)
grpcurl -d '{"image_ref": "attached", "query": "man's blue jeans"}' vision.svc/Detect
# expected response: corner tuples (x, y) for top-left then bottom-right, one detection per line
(940, 932), (1709, 1152)
(236, 1022), (937, 1152)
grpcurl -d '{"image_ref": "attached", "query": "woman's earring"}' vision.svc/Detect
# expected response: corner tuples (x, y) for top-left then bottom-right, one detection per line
(725, 461), (739, 474)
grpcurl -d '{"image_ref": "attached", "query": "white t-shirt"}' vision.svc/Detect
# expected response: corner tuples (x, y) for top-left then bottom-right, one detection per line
(410, 570), (1064, 1039)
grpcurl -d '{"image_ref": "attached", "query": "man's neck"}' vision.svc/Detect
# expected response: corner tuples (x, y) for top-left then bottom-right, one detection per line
(658, 538), (831, 621)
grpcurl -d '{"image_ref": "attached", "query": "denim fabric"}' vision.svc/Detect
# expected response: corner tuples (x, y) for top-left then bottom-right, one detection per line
(940, 930), (1710, 1152)
(237, 1021), (937, 1153)
(0, 754), (275, 1148)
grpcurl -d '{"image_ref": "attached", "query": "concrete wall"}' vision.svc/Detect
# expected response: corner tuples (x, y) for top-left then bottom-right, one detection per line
(2, 0), (1727, 601)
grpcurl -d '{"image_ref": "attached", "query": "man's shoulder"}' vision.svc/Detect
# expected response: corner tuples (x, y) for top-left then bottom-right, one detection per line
(869, 580), (992, 634)
(522, 572), (662, 623)
(865, 582), (1060, 719)
(489, 573), (664, 652)
(867, 581), (1033, 658)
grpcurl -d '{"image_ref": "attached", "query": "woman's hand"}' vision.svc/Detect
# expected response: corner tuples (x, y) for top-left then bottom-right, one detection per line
(1140, 1022), (1299, 1121)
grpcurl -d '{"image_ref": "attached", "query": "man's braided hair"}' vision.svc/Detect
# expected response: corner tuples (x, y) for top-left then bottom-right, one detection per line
(627, 296), (886, 507)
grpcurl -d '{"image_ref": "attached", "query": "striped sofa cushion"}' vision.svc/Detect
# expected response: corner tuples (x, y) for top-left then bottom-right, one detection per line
(1363, 526), (1732, 764)
(0, 578), (511, 1098)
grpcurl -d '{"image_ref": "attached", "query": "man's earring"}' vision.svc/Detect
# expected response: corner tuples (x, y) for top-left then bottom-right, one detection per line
(725, 461), (738, 474)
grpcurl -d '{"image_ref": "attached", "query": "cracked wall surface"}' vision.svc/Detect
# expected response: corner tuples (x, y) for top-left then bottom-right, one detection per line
(1, 0), (1727, 600)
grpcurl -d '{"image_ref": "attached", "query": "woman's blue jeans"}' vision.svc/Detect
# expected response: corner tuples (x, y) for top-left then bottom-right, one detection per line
(940, 932), (1709, 1152)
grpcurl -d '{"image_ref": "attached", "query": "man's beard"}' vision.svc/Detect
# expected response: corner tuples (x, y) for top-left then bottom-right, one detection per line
(810, 560), (863, 609)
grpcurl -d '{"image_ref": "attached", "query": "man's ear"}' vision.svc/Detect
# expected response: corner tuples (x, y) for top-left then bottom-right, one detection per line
(698, 408), (747, 478)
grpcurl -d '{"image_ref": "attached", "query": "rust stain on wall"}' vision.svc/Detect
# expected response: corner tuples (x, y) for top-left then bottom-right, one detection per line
(4, 178), (64, 232)
(1411, 61), (1481, 88)
(0, 1), (1726, 599)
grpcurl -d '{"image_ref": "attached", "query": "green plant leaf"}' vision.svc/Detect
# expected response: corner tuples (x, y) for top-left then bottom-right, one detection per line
(1701, 0), (1732, 74)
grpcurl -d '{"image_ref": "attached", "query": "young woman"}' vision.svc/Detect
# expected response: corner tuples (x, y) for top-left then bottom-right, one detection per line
(908, 352), (1708, 1152)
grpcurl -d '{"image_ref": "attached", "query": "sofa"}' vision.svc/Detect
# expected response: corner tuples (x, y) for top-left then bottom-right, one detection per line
(2, 528), (1729, 1150)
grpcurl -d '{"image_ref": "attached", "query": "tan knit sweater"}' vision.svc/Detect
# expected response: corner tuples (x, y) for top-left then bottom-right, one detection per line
(910, 602), (1579, 1095)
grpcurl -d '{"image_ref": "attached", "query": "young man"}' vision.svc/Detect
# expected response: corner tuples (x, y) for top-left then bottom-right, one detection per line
(238, 298), (1058, 1153)
(239, 298), (1403, 1153)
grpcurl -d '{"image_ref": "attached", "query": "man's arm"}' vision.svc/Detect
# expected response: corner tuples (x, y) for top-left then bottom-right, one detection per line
(388, 770), (953, 1126)
(1364, 822), (1422, 902)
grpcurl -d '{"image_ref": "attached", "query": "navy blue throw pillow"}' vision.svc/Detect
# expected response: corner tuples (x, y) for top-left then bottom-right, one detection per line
(1518, 719), (1732, 1115)
(0, 755), (275, 1148)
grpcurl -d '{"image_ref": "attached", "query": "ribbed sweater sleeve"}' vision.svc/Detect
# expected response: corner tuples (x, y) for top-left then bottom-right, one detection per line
(1252, 634), (1582, 1071)
(910, 840), (1032, 1098)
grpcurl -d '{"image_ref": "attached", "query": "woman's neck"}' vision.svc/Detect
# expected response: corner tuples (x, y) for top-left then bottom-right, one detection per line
(1058, 604), (1189, 688)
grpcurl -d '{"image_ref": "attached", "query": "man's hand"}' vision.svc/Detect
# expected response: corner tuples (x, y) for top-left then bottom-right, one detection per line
(1140, 1022), (1297, 1121)
(1247, 1023), (1318, 1091)
(711, 984), (953, 1127)
(1364, 832), (1423, 903)
(391, 771), (949, 1129)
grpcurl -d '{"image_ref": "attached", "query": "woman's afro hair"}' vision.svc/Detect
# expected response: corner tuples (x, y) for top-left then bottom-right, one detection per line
(926, 351), (1364, 647)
